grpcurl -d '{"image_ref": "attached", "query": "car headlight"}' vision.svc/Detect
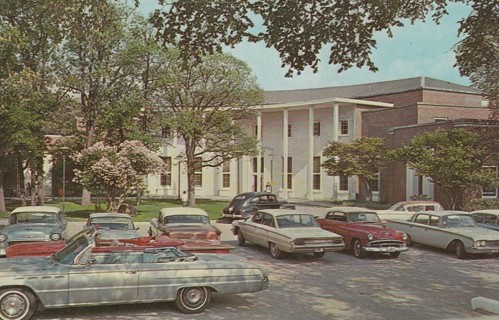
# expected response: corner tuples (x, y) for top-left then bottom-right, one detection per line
(0, 234), (7, 242)
(50, 233), (61, 241)
(228, 206), (234, 212)
(402, 233), (408, 241)
(367, 234), (374, 241)
(475, 240), (487, 247)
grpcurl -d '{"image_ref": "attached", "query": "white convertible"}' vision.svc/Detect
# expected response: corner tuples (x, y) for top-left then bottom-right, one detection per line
(386, 211), (499, 259)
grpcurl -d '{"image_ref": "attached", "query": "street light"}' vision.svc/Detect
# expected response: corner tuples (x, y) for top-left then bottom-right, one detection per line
(59, 147), (70, 213)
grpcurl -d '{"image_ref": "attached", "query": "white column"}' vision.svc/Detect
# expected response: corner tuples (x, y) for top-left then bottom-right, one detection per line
(332, 103), (339, 200)
(282, 109), (289, 200)
(257, 112), (262, 191)
(308, 106), (314, 200)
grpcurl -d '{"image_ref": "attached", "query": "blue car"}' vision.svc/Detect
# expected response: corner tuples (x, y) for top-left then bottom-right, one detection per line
(0, 206), (67, 256)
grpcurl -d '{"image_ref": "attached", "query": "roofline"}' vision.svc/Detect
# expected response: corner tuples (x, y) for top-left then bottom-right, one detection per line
(256, 97), (393, 110)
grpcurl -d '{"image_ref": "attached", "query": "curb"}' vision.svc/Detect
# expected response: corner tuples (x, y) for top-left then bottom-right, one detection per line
(471, 297), (499, 315)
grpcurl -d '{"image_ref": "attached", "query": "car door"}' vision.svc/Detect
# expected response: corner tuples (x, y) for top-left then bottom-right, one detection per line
(239, 214), (262, 244)
(68, 250), (139, 304)
(252, 213), (274, 247)
(408, 214), (431, 244)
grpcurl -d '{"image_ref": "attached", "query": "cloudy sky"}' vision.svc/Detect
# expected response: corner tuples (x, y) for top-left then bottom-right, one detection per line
(135, 1), (472, 91)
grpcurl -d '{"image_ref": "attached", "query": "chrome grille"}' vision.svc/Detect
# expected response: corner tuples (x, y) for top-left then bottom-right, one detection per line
(369, 240), (404, 248)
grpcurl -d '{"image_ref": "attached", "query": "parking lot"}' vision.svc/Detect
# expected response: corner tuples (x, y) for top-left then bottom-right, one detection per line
(39, 206), (498, 320)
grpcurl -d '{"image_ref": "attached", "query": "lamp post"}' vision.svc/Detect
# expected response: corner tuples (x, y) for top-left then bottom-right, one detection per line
(59, 147), (70, 213)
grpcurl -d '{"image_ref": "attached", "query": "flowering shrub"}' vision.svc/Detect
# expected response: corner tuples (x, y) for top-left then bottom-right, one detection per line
(73, 140), (166, 211)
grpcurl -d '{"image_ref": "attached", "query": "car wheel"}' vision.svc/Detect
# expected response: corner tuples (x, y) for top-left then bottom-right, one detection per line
(237, 230), (246, 246)
(313, 251), (325, 258)
(353, 239), (366, 259)
(269, 242), (283, 259)
(0, 288), (37, 320)
(454, 241), (467, 259)
(175, 287), (211, 314)
(389, 252), (401, 258)
(406, 235), (414, 246)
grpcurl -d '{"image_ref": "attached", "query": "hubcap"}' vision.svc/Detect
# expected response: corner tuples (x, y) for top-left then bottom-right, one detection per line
(185, 288), (203, 305)
(1, 293), (26, 318)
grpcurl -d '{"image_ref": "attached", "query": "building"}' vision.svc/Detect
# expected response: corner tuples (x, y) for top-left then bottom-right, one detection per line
(144, 76), (496, 205)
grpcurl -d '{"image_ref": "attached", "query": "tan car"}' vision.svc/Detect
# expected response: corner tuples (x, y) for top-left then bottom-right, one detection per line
(232, 209), (344, 259)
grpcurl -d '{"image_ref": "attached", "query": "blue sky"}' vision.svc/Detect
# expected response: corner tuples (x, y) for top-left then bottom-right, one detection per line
(135, 1), (472, 91)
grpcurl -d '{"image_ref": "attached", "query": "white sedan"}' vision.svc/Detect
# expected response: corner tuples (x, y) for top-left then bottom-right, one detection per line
(232, 209), (344, 259)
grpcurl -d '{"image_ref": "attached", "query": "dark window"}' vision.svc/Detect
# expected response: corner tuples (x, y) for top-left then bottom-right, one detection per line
(313, 157), (321, 190)
(339, 176), (349, 191)
(160, 157), (172, 186)
(314, 122), (320, 136)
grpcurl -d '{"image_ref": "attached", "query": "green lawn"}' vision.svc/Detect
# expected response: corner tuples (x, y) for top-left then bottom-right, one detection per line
(1, 198), (229, 222)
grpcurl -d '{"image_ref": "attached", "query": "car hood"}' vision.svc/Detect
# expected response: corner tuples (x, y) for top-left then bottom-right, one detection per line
(277, 227), (342, 240)
(446, 227), (499, 240)
(348, 223), (402, 237)
(1, 223), (62, 239)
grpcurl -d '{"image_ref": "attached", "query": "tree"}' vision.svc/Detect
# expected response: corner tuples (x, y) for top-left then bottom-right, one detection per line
(389, 128), (499, 210)
(322, 137), (387, 202)
(55, 1), (153, 206)
(73, 140), (166, 211)
(152, 51), (262, 206)
(148, 0), (498, 117)
(0, 0), (70, 210)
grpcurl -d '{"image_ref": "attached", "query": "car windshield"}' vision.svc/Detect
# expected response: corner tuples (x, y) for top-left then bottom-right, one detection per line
(12, 212), (58, 224)
(164, 215), (210, 225)
(441, 215), (477, 228)
(276, 214), (318, 228)
(90, 217), (134, 230)
(52, 232), (91, 265)
(348, 212), (380, 223)
(230, 195), (248, 206)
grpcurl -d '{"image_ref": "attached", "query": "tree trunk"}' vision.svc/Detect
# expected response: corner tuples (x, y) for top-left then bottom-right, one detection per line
(37, 174), (44, 205)
(0, 171), (6, 212)
(81, 188), (91, 207)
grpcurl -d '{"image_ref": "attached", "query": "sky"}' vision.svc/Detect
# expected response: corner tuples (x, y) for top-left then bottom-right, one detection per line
(134, 1), (472, 91)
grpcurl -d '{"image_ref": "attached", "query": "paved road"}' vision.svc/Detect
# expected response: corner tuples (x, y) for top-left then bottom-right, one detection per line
(39, 206), (498, 320)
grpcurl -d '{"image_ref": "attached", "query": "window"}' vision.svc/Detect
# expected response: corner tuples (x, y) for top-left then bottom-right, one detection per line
(482, 166), (498, 198)
(252, 157), (264, 173)
(161, 126), (172, 138)
(415, 214), (430, 225)
(288, 123), (292, 137)
(314, 122), (320, 136)
(222, 160), (230, 188)
(193, 157), (202, 187)
(340, 120), (349, 135)
(313, 157), (321, 190)
(281, 157), (293, 189)
(160, 157), (172, 187)
(339, 176), (349, 191)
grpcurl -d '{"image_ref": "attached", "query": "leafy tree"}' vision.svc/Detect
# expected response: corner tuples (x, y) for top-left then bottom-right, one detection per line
(389, 128), (499, 210)
(0, 0), (70, 210)
(73, 140), (166, 211)
(152, 51), (262, 206)
(148, 0), (498, 117)
(322, 137), (387, 202)
(55, 1), (153, 205)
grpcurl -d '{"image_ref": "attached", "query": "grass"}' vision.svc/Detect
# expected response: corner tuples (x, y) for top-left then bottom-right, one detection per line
(1, 198), (229, 222)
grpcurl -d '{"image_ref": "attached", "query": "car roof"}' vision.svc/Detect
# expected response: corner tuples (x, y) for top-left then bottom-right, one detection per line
(11, 206), (61, 214)
(471, 209), (499, 215)
(89, 212), (131, 219)
(412, 210), (468, 217)
(395, 201), (441, 205)
(325, 206), (376, 213)
(159, 207), (209, 217)
(258, 209), (310, 217)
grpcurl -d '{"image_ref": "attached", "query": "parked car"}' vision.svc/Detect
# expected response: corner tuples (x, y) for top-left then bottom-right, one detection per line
(0, 227), (268, 319)
(377, 200), (444, 220)
(470, 210), (499, 231)
(6, 230), (233, 258)
(0, 206), (67, 257)
(386, 211), (499, 259)
(149, 207), (222, 240)
(232, 209), (344, 259)
(222, 192), (295, 220)
(84, 212), (140, 240)
(316, 207), (408, 258)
